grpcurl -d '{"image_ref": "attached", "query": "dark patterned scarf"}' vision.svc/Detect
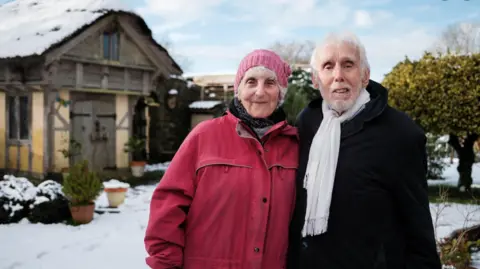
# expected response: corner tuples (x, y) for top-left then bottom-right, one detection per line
(229, 97), (286, 128)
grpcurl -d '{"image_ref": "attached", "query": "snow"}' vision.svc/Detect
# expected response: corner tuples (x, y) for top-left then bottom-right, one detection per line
(0, 175), (37, 215)
(1, 160), (480, 268)
(189, 100), (223, 109)
(428, 159), (480, 187)
(168, 89), (178, 95)
(103, 179), (130, 189)
(1, 175), (36, 201)
(144, 162), (170, 172)
(0, 184), (156, 269)
(0, 0), (131, 58)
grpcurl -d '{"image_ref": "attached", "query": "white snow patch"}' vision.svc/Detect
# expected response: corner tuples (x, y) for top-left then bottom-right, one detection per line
(144, 162), (170, 172)
(428, 159), (480, 187)
(0, 184), (157, 269)
(0, 0), (131, 58)
(103, 179), (130, 189)
(189, 100), (222, 109)
(1, 175), (36, 202)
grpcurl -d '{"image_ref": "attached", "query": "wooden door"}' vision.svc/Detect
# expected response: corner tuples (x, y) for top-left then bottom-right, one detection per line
(71, 100), (94, 169)
(90, 100), (116, 171)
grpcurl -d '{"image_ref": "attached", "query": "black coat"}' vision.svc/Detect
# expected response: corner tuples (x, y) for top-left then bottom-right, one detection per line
(287, 80), (441, 269)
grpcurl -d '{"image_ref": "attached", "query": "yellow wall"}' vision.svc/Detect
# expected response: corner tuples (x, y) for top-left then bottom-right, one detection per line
(31, 92), (44, 174)
(19, 145), (29, 171)
(53, 90), (70, 171)
(116, 95), (129, 168)
(8, 146), (16, 169)
(0, 92), (5, 169)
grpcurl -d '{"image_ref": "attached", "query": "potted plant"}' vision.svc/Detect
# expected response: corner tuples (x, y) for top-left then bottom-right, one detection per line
(62, 160), (102, 224)
(58, 139), (82, 179)
(102, 179), (130, 208)
(124, 136), (146, 177)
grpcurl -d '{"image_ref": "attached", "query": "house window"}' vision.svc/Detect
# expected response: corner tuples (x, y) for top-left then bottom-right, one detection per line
(103, 31), (119, 61)
(8, 95), (30, 140)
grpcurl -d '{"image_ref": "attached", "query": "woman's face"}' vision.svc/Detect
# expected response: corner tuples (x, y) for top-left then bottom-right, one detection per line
(238, 67), (280, 118)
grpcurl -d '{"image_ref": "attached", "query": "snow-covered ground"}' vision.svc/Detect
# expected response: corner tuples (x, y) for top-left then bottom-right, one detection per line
(0, 185), (156, 269)
(0, 160), (479, 269)
(428, 158), (480, 187)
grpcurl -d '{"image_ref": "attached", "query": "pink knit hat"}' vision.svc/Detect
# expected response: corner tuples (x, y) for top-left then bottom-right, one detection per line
(234, 49), (291, 99)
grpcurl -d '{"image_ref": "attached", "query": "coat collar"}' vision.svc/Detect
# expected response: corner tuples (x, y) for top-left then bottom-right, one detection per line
(306, 79), (388, 138)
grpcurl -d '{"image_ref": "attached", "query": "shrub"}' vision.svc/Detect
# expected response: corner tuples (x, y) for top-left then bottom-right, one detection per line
(28, 180), (70, 224)
(426, 134), (450, 179)
(0, 175), (36, 224)
(62, 160), (103, 206)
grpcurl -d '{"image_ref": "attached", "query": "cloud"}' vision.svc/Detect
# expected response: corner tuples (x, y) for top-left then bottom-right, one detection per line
(168, 33), (201, 42)
(174, 42), (257, 60)
(354, 10), (373, 28)
(135, 0), (446, 82)
(136, 0), (224, 31)
(228, 0), (351, 38)
(360, 27), (438, 81)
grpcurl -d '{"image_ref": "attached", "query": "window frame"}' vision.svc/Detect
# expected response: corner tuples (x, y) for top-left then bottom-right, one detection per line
(6, 93), (31, 144)
(102, 30), (120, 61)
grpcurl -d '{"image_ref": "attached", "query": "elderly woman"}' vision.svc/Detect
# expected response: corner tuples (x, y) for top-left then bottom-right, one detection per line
(144, 49), (298, 269)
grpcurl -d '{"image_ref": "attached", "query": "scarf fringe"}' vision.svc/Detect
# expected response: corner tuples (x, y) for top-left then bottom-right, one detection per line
(302, 216), (329, 237)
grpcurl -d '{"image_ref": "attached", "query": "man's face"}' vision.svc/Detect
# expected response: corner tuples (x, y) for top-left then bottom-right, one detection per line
(238, 67), (280, 118)
(312, 42), (369, 113)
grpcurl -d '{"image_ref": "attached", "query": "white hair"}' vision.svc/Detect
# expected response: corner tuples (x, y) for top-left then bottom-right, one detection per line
(237, 66), (287, 106)
(310, 31), (370, 79)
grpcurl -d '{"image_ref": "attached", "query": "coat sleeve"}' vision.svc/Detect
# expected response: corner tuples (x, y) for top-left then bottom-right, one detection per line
(287, 108), (309, 269)
(144, 130), (199, 269)
(393, 132), (442, 269)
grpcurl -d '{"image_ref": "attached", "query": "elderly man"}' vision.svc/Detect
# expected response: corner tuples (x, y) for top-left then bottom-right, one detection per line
(287, 32), (442, 269)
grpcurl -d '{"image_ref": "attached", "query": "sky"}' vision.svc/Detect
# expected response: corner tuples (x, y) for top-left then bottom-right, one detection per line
(1, 0), (478, 82)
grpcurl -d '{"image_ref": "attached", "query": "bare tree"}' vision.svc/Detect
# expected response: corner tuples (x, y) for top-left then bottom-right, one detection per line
(269, 40), (316, 65)
(433, 22), (480, 55)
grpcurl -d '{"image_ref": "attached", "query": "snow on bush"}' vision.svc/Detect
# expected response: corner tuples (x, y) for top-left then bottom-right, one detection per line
(103, 179), (130, 189)
(28, 180), (70, 224)
(0, 176), (71, 224)
(0, 175), (37, 223)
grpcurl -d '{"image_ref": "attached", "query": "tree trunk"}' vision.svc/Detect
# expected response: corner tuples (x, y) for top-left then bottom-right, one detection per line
(448, 134), (479, 190)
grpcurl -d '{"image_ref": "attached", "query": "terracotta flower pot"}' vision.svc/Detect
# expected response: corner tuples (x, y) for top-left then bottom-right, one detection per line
(103, 180), (130, 208)
(105, 188), (128, 208)
(69, 203), (95, 224)
(130, 161), (146, 177)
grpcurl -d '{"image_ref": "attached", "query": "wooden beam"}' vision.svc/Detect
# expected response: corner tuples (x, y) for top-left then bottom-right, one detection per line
(101, 66), (109, 89)
(75, 63), (83, 89)
(67, 87), (143, 96)
(124, 68), (130, 91)
(4, 65), (11, 83)
(60, 55), (155, 71)
(142, 71), (150, 95)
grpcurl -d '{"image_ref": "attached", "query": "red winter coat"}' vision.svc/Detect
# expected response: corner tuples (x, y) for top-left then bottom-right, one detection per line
(145, 111), (299, 269)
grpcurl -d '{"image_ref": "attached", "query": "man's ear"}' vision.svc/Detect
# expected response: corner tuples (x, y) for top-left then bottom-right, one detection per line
(362, 68), (370, 88)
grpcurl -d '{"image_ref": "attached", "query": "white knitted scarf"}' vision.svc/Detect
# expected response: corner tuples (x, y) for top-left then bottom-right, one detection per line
(302, 88), (371, 237)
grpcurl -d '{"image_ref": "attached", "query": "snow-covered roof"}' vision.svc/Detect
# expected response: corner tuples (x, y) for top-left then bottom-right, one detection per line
(189, 100), (223, 110)
(0, 0), (131, 58)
